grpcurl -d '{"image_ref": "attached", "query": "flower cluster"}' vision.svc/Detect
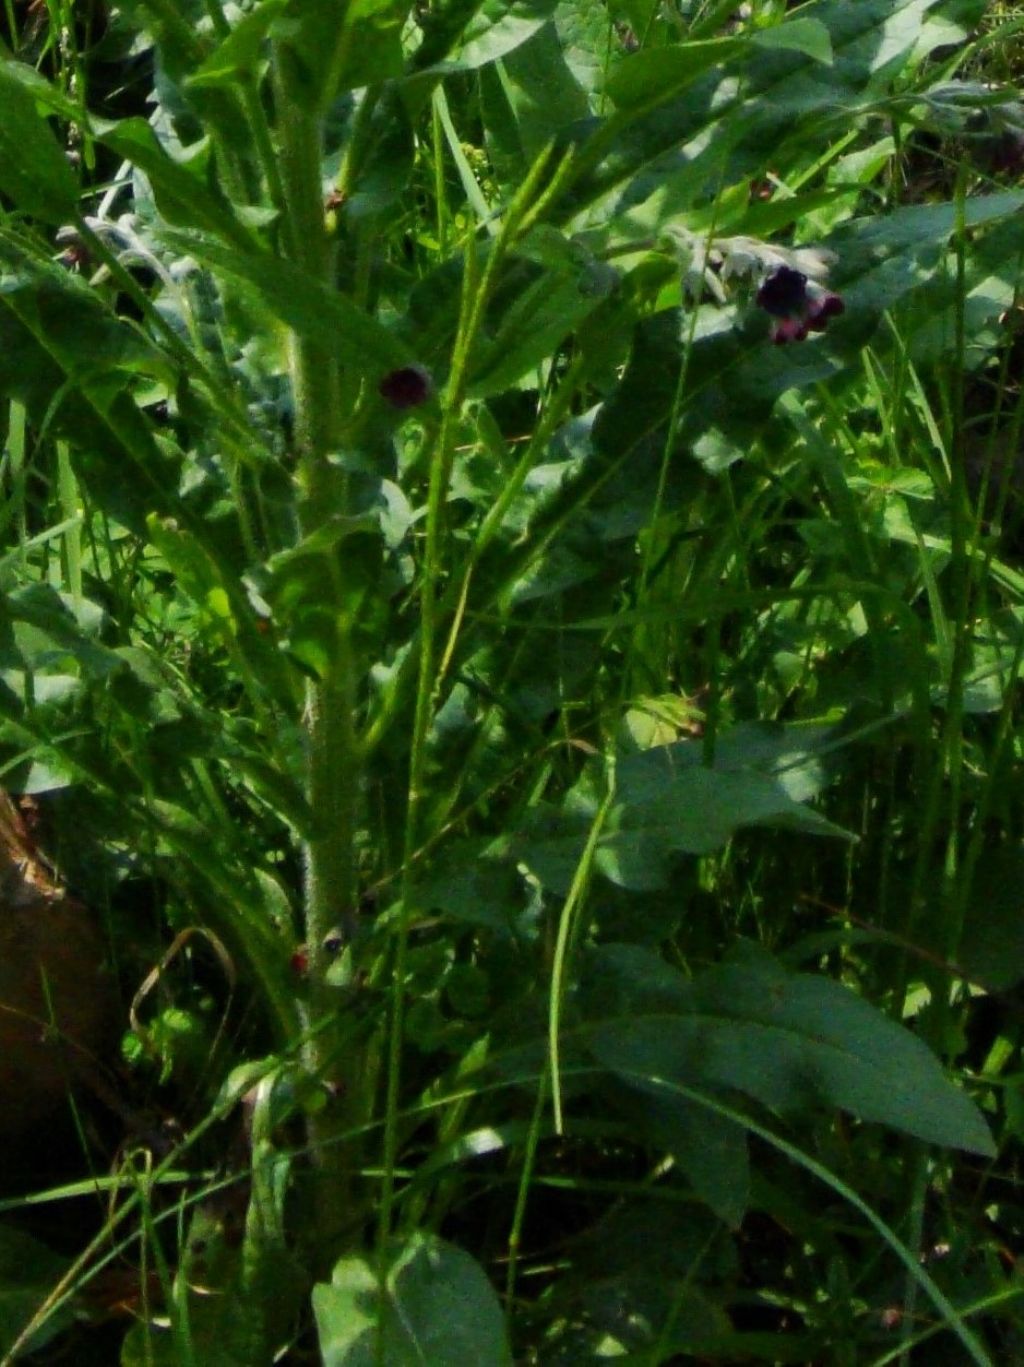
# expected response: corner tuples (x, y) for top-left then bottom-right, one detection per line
(755, 265), (845, 345)
(663, 227), (845, 345)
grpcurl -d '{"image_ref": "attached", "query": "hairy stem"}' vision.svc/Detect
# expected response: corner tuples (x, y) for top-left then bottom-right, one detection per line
(272, 46), (360, 1263)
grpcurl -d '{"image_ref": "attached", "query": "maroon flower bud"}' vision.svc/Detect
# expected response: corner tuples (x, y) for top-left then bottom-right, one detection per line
(378, 364), (433, 410)
(806, 293), (845, 331)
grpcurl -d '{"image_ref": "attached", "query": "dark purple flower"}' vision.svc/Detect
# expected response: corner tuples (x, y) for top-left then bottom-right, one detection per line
(756, 265), (808, 318)
(379, 364), (433, 410)
(756, 265), (844, 345)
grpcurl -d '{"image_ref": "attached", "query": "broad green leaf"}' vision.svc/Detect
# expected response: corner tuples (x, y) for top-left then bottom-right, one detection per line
(314, 1232), (512, 1366)
(0, 54), (89, 124)
(553, 0), (628, 103)
(332, 0), (412, 93)
(539, 1271), (730, 1359)
(520, 727), (850, 895)
(586, 943), (996, 1156)
(606, 38), (741, 111)
(146, 515), (238, 628)
(0, 273), (225, 544)
(448, 0), (561, 70)
(0, 60), (79, 224)
(493, 21), (591, 164)
(606, 1076), (751, 1227)
(831, 189), (1024, 263)
(569, 0), (977, 235)
(417, 840), (527, 931)
(477, 17), (589, 186)
(0, 262), (173, 394)
(750, 18), (833, 65)
(7, 583), (120, 680)
(111, 0), (205, 80)
(340, 91), (416, 219)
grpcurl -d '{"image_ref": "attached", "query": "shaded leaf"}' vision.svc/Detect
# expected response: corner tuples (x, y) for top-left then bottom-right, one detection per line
(586, 943), (995, 1156)
(606, 38), (741, 112)
(751, 18), (833, 65)
(0, 1224), (71, 1358)
(520, 726), (850, 895)
(160, 229), (410, 373)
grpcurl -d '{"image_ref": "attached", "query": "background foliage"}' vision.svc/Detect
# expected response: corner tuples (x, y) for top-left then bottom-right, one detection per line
(1, 0), (1024, 1362)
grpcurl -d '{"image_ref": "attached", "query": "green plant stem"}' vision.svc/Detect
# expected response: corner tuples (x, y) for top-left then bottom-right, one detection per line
(504, 1069), (549, 1331)
(272, 46), (361, 1263)
(549, 758), (615, 1133)
(378, 147), (562, 1261)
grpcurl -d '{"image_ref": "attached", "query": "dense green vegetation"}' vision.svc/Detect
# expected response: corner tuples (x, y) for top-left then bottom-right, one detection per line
(1, 0), (1024, 1361)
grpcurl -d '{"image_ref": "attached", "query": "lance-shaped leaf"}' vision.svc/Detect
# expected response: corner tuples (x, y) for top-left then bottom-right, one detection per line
(585, 943), (995, 1157)
(0, 60), (79, 225)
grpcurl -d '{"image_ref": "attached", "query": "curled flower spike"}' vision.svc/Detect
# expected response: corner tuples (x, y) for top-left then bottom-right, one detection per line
(756, 265), (844, 344)
(378, 364), (433, 410)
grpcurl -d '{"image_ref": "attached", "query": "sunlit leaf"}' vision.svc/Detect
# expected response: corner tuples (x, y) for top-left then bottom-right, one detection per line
(314, 1233), (512, 1366)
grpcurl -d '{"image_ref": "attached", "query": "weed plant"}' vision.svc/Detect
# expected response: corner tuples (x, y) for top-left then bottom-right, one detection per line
(0, 0), (1023, 1363)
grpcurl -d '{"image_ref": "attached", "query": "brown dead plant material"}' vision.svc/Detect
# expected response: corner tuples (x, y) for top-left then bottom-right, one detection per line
(0, 790), (114, 1140)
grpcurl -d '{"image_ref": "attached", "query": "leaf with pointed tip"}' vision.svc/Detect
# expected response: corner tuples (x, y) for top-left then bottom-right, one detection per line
(585, 943), (996, 1157)
(0, 61), (79, 224)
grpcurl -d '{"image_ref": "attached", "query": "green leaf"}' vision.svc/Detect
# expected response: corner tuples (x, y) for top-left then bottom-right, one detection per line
(332, 0), (411, 93)
(275, 0), (411, 104)
(750, 18), (833, 65)
(469, 252), (616, 396)
(0, 60), (79, 224)
(94, 118), (255, 247)
(553, 0), (628, 103)
(0, 261), (173, 393)
(416, 838), (535, 934)
(493, 21), (590, 162)
(605, 38), (741, 111)
(314, 1232), (512, 1366)
(520, 725), (851, 895)
(186, 0), (290, 90)
(586, 943), (996, 1156)
(570, 0), (978, 236)
(447, 0), (561, 71)
(6, 583), (120, 680)
(160, 229), (411, 373)
(340, 91), (416, 219)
